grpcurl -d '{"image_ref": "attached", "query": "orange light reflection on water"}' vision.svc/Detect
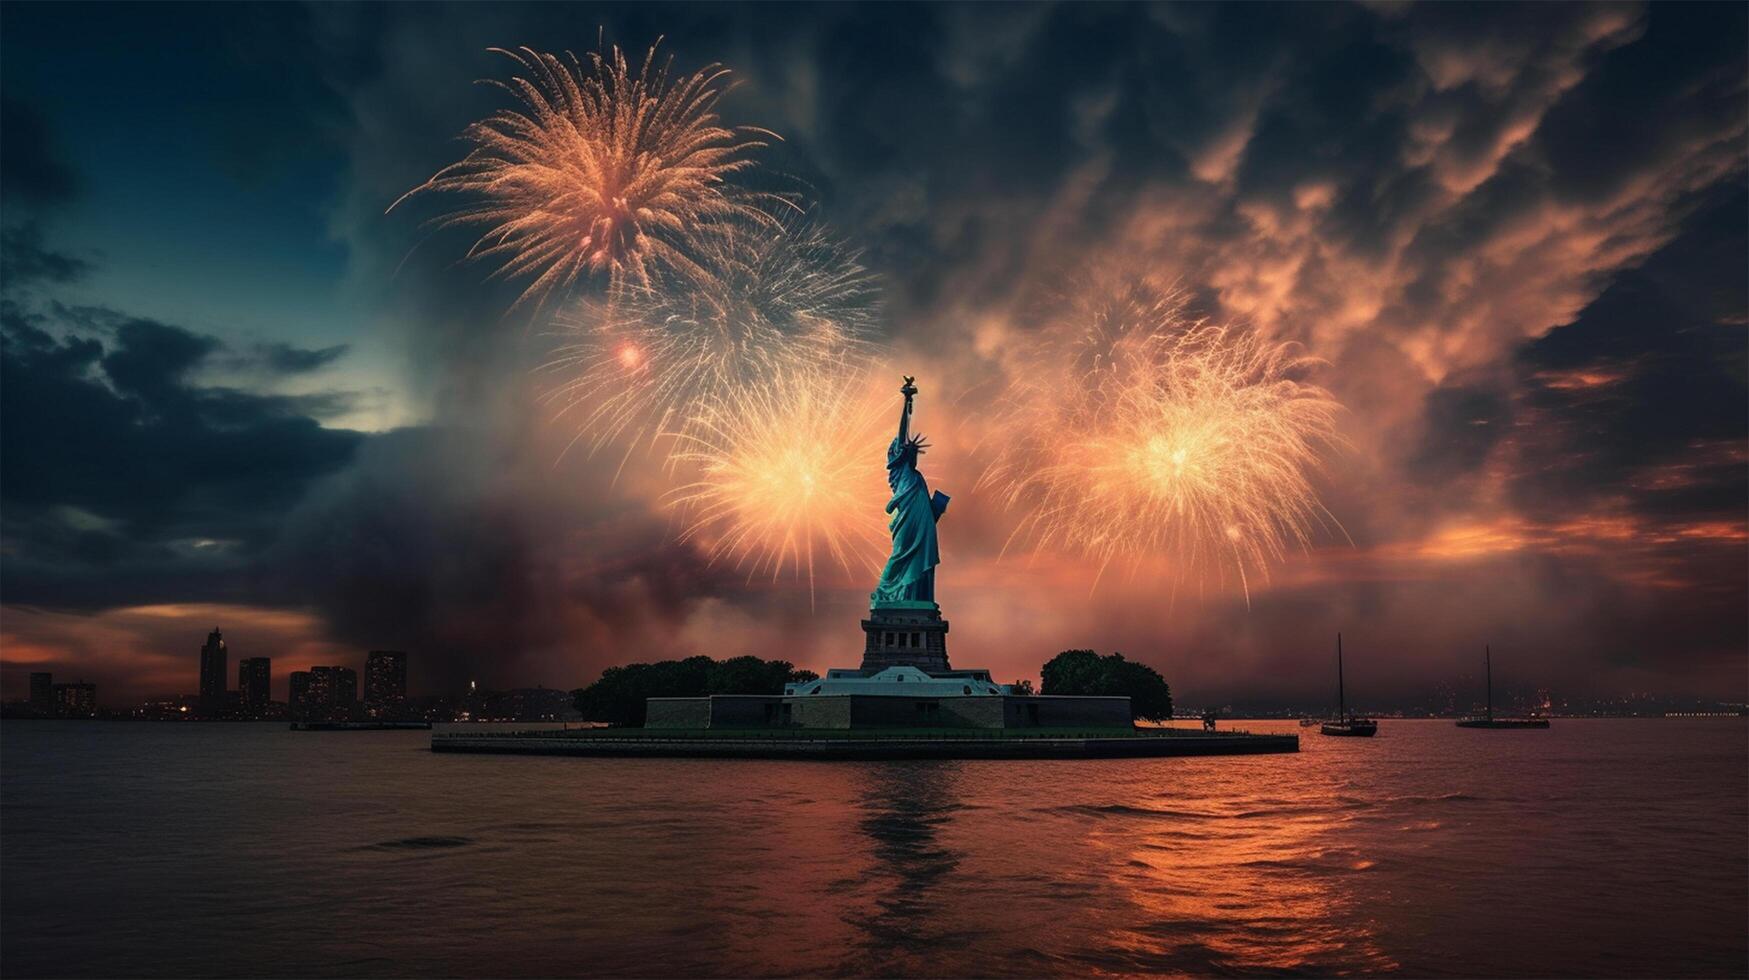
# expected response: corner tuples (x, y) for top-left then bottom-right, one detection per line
(1079, 757), (1400, 974)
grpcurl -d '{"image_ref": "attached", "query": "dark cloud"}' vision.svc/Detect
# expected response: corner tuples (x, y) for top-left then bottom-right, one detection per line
(0, 222), (89, 286)
(0, 310), (365, 609)
(253, 341), (351, 374)
(1406, 381), (1513, 485)
(1508, 185), (1748, 523)
(1532, 2), (1746, 207)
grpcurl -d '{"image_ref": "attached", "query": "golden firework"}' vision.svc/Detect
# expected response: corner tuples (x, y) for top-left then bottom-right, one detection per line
(664, 365), (892, 602)
(541, 217), (878, 458)
(391, 40), (781, 310)
(985, 284), (1342, 600)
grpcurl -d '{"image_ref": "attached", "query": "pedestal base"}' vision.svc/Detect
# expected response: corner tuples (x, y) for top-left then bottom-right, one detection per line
(860, 604), (950, 674)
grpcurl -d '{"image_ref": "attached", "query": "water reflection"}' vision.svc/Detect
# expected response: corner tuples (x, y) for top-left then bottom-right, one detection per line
(1109, 800), (1397, 973)
(848, 763), (967, 954)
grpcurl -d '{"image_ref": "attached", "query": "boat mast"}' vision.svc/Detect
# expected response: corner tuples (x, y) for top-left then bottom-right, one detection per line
(1337, 633), (1346, 719)
(1485, 645), (1493, 722)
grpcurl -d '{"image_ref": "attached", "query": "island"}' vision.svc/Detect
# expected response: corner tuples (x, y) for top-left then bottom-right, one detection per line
(434, 376), (1297, 760)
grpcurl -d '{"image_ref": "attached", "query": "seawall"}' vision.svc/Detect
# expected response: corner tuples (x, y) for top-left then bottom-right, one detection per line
(431, 729), (1298, 760)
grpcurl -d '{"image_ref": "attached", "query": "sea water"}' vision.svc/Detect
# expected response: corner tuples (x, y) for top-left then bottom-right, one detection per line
(3, 719), (1744, 977)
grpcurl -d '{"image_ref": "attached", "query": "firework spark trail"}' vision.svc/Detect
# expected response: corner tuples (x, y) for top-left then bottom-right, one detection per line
(389, 40), (782, 311)
(540, 217), (879, 460)
(984, 285), (1343, 601)
(663, 364), (893, 603)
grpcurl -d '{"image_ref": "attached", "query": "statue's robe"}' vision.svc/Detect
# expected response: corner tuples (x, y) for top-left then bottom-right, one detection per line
(874, 436), (944, 604)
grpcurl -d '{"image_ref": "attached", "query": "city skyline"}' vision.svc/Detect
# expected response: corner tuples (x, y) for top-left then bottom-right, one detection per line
(1, 3), (1744, 710)
(5, 623), (1742, 719)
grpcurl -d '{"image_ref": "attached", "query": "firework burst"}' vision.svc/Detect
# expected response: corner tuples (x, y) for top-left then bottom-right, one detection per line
(390, 40), (781, 310)
(664, 365), (892, 602)
(984, 284), (1343, 600)
(541, 217), (878, 458)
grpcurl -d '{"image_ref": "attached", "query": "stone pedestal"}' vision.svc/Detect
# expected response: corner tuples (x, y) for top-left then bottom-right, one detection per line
(860, 601), (950, 674)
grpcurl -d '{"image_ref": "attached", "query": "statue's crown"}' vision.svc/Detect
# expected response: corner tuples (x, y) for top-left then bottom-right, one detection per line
(888, 432), (929, 466)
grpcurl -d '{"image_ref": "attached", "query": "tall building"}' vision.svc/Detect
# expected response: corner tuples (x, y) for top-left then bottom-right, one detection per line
(331, 667), (358, 714)
(238, 658), (271, 715)
(53, 682), (96, 719)
(298, 666), (359, 722)
(198, 628), (227, 714)
(306, 668), (335, 718)
(288, 671), (312, 722)
(364, 651), (408, 713)
(29, 672), (53, 716)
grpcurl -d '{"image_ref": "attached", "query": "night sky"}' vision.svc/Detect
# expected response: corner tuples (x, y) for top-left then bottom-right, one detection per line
(2, 2), (1744, 708)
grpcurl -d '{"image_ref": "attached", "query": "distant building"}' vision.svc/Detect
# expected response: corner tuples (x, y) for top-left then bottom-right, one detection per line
(305, 668), (334, 714)
(331, 667), (358, 713)
(364, 651), (408, 714)
(29, 672), (53, 716)
(472, 687), (582, 723)
(198, 628), (227, 714)
(53, 682), (96, 719)
(298, 666), (359, 722)
(238, 658), (271, 715)
(134, 696), (195, 721)
(288, 671), (313, 721)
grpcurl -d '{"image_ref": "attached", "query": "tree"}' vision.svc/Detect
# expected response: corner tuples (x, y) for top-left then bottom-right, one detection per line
(707, 655), (814, 695)
(571, 655), (817, 726)
(1039, 649), (1173, 722)
(1040, 649), (1105, 696)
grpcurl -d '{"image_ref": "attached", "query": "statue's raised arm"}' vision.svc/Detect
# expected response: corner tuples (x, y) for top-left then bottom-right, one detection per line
(896, 375), (917, 447)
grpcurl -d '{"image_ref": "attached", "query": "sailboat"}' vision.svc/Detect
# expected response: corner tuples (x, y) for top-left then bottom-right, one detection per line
(1320, 633), (1378, 737)
(1455, 645), (1550, 729)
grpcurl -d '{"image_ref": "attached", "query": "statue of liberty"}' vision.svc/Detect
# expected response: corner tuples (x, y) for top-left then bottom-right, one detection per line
(873, 376), (949, 606)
